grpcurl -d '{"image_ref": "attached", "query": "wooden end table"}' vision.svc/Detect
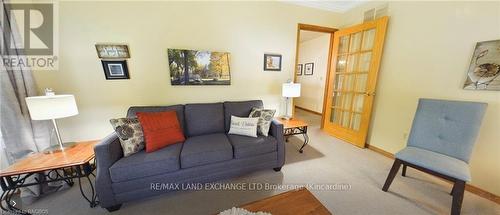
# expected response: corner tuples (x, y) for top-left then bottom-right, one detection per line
(241, 188), (331, 214)
(0, 141), (99, 214)
(275, 118), (309, 153)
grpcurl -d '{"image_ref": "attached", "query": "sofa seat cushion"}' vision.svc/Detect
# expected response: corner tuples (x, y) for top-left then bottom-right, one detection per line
(109, 143), (183, 182)
(227, 134), (277, 159)
(395, 146), (471, 181)
(181, 133), (233, 168)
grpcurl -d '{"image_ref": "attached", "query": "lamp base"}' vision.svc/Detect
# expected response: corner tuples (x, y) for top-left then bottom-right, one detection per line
(43, 142), (77, 154)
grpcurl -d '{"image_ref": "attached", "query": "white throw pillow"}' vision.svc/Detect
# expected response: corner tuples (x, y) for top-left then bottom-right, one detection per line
(228, 116), (259, 137)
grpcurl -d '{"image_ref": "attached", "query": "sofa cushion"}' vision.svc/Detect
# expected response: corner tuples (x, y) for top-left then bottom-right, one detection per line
(184, 103), (225, 137)
(127, 105), (185, 132)
(137, 111), (185, 153)
(396, 146), (471, 181)
(109, 143), (183, 182)
(228, 116), (259, 137)
(224, 100), (263, 132)
(181, 133), (233, 168)
(249, 107), (276, 136)
(227, 134), (277, 159)
(109, 117), (144, 157)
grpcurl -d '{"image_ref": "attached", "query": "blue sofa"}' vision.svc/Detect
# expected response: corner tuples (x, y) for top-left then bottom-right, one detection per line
(94, 100), (285, 211)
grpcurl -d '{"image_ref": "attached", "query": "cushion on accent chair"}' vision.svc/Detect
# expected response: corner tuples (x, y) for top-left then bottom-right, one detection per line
(136, 111), (185, 153)
(249, 107), (276, 136)
(396, 146), (471, 181)
(180, 133), (233, 168)
(109, 118), (144, 157)
(227, 134), (277, 159)
(228, 116), (259, 137)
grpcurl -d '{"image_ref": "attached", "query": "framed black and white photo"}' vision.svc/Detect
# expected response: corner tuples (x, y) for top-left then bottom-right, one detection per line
(304, 63), (314, 75)
(101, 60), (129, 80)
(297, 64), (303, 75)
(264, 54), (282, 71)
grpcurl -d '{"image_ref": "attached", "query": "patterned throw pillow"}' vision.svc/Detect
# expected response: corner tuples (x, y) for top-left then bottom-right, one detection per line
(110, 118), (145, 157)
(249, 108), (276, 136)
(228, 116), (259, 137)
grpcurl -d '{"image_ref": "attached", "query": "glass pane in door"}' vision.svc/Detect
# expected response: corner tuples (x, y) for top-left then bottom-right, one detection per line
(350, 32), (362, 52)
(362, 29), (376, 50)
(339, 36), (350, 54)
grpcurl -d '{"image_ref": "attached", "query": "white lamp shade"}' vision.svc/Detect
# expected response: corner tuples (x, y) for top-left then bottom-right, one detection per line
(25, 95), (79, 120)
(282, 83), (301, 98)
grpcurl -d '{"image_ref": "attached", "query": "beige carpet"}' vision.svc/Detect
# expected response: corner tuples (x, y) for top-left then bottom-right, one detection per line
(23, 109), (500, 215)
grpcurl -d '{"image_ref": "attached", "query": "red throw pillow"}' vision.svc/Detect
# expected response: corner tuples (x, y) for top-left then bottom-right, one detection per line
(136, 111), (185, 153)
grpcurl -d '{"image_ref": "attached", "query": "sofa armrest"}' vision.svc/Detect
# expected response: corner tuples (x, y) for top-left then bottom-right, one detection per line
(270, 120), (285, 167)
(94, 132), (123, 208)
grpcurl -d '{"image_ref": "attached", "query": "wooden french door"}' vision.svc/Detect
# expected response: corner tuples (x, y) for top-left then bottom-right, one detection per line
(323, 17), (389, 148)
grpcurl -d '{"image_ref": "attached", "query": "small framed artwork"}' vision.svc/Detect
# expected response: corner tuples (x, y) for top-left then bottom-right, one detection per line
(463, 39), (500, 90)
(264, 54), (282, 71)
(297, 64), (303, 75)
(304, 63), (314, 75)
(101, 60), (129, 80)
(95, 44), (130, 59)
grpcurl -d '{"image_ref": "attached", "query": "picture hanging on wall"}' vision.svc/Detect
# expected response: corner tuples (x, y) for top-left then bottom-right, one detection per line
(168, 49), (231, 85)
(263, 54), (282, 71)
(463, 39), (500, 90)
(297, 64), (303, 75)
(304, 63), (314, 75)
(101, 60), (129, 80)
(95, 44), (130, 59)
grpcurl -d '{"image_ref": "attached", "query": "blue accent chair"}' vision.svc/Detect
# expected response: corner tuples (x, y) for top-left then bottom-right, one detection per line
(382, 99), (487, 215)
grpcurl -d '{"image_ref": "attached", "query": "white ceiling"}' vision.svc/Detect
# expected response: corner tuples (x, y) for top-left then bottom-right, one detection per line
(300, 30), (329, 42)
(284, 0), (367, 13)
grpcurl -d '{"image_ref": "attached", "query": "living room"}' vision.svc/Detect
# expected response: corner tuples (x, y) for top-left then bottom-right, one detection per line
(1, 1), (499, 215)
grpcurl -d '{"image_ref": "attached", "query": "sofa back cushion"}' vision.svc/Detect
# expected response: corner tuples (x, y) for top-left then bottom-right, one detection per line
(223, 100), (263, 132)
(127, 105), (185, 132)
(185, 103), (225, 137)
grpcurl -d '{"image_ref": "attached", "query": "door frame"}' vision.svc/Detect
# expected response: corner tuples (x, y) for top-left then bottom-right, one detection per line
(292, 24), (337, 129)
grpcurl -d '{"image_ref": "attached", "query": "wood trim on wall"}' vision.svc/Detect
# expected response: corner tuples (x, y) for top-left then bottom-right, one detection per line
(366, 144), (500, 205)
(292, 24), (337, 128)
(295, 106), (322, 116)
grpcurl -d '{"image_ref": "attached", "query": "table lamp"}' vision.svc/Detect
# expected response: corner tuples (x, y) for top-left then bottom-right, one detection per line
(282, 82), (301, 120)
(25, 94), (79, 153)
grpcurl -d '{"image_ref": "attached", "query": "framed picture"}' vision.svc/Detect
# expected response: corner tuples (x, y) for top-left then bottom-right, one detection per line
(263, 54), (282, 71)
(168, 49), (231, 85)
(297, 64), (303, 75)
(95, 44), (130, 59)
(101, 60), (129, 80)
(463, 39), (500, 90)
(304, 63), (314, 75)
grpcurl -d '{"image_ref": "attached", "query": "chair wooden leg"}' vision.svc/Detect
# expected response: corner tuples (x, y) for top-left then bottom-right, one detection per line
(450, 182), (457, 195)
(451, 180), (465, 215)
(382, 159), (402, 192)
(402, 164), (407, 177)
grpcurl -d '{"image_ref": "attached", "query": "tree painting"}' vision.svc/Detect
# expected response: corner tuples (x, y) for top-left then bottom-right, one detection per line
(168, 49), (231, 85)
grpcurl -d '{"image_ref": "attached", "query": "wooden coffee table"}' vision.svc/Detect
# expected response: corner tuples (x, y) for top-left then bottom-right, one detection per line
(241, 188), (331, 214)
(0, 141), (99, 214)
(275, 118), (309, 153)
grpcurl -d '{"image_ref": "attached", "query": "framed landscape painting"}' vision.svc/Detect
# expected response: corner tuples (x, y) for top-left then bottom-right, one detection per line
(168, 49), (231, 85)
(463, 40), (500, 90)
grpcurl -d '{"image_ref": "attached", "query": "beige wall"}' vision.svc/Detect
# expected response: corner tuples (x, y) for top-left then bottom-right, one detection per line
(33, 1), (341, 141)
(296, 32), (330, 113)
(342, 1), (500, 195)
